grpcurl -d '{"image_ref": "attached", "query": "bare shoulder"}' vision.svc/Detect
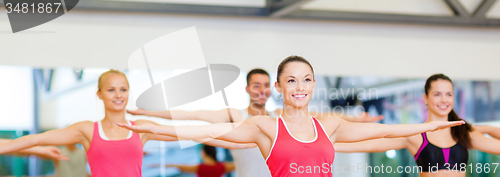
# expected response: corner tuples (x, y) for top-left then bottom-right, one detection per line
(68, 121), (95, 143)
(315, 115), (342, 131)
(244, 115), (277, 144)
(242, 116), (276, 135)
(70, 121), (94, 130)
(315, 115), (342, 123)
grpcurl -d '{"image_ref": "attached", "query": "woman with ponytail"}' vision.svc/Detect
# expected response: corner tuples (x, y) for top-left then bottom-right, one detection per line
(335, 73), (500, 177)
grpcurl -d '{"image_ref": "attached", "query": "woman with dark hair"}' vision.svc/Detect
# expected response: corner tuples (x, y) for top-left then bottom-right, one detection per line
(334, 73), (500, 176)
(119, 56), (464, 177)
(159, 145), (235, 177)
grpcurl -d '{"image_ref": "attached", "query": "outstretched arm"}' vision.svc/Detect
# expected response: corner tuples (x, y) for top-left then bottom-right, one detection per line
(119, 117), (263, 144)
(0, 139), (69, 160)
(334, 118), (464, 142)
(471, 130), (500, 155)
(473, 125), (500, 139)
(137, 119), (256, 149)
(21, 146), (69, 161)
(127, 108), (242, 123)
(200, 139), (257, 150)
(0, 123), (86, 154)
(136, 119), (179, 143)
(334, 137), (408, 153)
(166, 164), (198, 173)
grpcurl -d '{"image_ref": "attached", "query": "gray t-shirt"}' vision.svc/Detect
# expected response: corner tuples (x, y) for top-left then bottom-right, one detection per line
(230, 109), (277, 177)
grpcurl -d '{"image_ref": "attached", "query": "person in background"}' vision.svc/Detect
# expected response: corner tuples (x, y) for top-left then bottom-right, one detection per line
(156, 145), (235, 177)
(54, 143), (90, 177)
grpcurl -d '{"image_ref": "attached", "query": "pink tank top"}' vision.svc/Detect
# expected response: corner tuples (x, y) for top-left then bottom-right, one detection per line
(266, 117), (335, 177)
(87, 121), (143, 177)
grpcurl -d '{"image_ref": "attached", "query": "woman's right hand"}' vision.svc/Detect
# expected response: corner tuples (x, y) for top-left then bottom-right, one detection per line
(429, 120), (465, 131)
(41, 146), (70, 161)
(127, 109), (147, 116)
(117, 122), (159, 134)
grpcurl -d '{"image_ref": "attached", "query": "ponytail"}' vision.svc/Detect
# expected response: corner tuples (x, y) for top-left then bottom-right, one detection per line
(448, 109), (473, 149)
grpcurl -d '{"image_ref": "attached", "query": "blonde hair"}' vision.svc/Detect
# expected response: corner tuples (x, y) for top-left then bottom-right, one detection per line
(97, 69), (129, 91)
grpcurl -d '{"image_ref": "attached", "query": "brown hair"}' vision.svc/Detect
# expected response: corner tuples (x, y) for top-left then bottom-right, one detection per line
(246, 68), (270, 85)
(276, 56), (314, 83)
(424, 73), (473, 149)
(97, 69), (129, 91)
(202, 145), (218, 162)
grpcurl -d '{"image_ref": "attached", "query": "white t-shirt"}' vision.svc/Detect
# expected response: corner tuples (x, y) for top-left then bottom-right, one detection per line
(230, 109), (277, 177)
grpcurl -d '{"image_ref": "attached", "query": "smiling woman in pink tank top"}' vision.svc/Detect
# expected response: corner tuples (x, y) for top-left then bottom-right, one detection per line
(119, 56), (465, 177)
(0, 70), (254, 177)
